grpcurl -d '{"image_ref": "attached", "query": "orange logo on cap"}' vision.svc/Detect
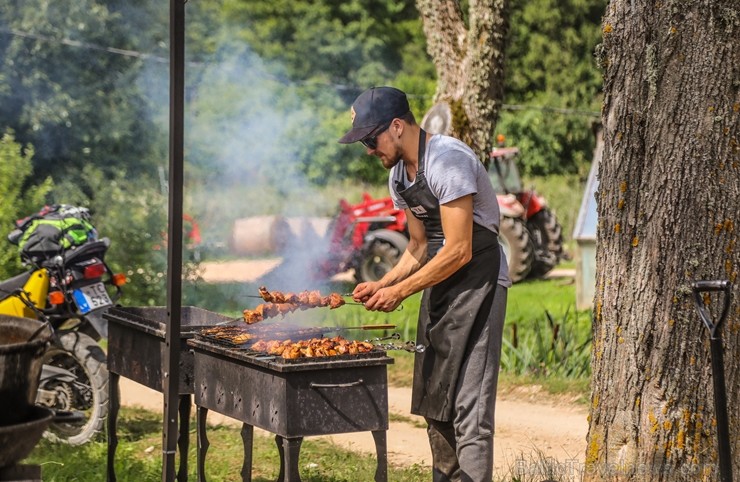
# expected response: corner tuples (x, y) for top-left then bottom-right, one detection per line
(350, 106), (356, 124)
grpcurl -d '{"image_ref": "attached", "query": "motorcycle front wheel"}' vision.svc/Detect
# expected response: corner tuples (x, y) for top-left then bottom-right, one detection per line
(39, 331), (109, 445)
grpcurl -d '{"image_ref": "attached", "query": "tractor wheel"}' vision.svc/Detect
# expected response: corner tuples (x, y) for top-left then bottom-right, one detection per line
(527, 208), (564, 279)
(356, 231), (408, 283)
(498, 216), (534, 283)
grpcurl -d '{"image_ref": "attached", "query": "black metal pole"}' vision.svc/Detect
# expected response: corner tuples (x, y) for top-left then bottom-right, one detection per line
(163, 0), (185, 480)
(692, 280), (733, 482)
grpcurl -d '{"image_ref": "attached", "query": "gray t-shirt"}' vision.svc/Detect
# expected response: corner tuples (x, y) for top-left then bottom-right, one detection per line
(389, 134), (500, 234)
(389, 133), (511, 286)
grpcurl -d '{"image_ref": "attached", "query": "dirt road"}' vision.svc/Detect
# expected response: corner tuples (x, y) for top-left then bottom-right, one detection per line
(119, 379), (587, 473)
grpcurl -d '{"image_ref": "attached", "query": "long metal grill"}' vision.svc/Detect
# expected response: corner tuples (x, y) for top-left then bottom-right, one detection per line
(105, 306), (393, 481)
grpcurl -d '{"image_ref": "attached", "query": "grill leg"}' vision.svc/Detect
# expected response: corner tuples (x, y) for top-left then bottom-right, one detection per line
(275, 435), (303, 482)
(372, 430), (388, 482)
(240, 424), (253, 481)
(177, 395), (191, 482)
(107, 372), (120, 482)
(196, 406), (209, 482)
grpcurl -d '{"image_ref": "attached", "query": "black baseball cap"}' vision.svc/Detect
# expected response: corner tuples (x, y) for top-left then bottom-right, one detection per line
(338, 86), (410, 144)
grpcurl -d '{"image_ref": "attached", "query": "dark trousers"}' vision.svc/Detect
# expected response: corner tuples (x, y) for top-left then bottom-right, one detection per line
(426, 287), (507, 482)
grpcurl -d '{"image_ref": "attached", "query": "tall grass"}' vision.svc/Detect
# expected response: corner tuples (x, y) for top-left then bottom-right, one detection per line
(496, 447), (583, 482)
(500, 307), (591, 379)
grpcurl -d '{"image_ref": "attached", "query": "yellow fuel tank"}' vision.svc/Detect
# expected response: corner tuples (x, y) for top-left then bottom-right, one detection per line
(0, 269), (49, 318)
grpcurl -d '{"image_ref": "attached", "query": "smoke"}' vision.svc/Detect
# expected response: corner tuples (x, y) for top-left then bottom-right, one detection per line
(135, 22), (349, 299)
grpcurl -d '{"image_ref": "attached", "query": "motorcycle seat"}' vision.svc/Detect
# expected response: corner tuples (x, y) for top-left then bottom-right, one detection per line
(64, 238), (110, 262)
(0, 270), (33, 301)
(38, 238), (111, 267)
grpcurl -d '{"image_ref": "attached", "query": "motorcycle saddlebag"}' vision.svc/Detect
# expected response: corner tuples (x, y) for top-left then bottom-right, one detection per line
(13, 205), (98, 262)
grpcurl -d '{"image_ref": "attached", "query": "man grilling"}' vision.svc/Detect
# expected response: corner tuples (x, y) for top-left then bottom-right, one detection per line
(340, 86), (507, 481)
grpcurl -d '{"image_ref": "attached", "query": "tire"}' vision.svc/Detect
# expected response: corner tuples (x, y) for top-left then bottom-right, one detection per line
(356, 230), (408, 283)
(498, 216), (534, 283)
(39, 331), (109, 445)
(526, 208), (564, 279)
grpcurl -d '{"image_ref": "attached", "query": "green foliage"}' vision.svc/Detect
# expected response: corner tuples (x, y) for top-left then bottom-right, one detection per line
(501, 308), (592, 379)
(210, 0), (436, 186)
(0, 131), (53, 280)
(0, 0), (161, 180)
(500, 0), (606, 175)
(221, 0), (430, 87)
(501, 278), (592, 379)
(496, 108), (598, 176)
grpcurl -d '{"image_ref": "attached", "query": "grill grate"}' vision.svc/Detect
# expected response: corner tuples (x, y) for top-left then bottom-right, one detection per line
(197, 323), (330, 348)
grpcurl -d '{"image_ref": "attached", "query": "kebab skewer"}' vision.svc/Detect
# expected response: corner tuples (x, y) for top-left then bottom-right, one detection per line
(257, 286), (346, 308)
(242, 287), (347, 324)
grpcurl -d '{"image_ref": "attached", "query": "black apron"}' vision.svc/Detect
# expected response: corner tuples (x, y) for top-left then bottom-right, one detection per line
(396, 131), (500, 422)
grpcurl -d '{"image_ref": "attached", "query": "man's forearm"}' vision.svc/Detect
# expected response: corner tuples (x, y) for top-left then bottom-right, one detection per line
(376, 238), (427, 287)
(394, 240), (471, 299)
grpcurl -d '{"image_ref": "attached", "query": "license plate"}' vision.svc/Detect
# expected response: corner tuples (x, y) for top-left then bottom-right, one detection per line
(73, 283), (112, 314)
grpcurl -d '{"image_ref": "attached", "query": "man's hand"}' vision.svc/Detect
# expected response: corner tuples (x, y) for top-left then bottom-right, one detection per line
(363, 286), (404, 312)
(353, 281), (382, 303)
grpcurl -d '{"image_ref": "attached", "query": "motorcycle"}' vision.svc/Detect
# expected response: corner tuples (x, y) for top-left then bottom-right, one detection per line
(0, 205), (125, 445)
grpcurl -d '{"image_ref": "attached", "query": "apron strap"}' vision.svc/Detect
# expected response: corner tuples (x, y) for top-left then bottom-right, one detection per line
(417, 129), (427, 173)
(395, 129), (428, 191)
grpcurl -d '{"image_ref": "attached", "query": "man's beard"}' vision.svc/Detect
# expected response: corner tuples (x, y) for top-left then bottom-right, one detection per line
(381, 150), (403, 170)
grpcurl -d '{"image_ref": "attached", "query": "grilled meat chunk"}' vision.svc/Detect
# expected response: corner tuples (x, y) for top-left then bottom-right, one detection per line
(248, 335), (375, 359)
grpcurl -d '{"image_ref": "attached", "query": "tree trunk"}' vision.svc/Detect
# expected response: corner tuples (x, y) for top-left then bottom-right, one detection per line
(587, 0), (740, 480)
(415, 0), (508, 164)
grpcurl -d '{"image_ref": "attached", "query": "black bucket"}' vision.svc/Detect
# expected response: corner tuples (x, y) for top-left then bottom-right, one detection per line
(0, 405), (53, 468)
(0, 315), (52, 426)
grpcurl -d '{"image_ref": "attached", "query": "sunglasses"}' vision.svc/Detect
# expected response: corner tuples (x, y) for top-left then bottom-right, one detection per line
(360, 122), (391, 150)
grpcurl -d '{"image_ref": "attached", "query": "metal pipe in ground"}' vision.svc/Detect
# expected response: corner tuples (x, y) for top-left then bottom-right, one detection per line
(692, 280), (733, 482)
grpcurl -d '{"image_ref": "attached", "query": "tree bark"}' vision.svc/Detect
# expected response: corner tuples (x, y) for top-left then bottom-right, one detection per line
(587, 0), (740, 480)
(415, 0), (508, 164)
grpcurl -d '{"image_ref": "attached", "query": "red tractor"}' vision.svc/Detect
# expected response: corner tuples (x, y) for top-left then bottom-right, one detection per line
(318, 193), (409, 283)
(489, 146), (564, 282)
(320, 144), (564, 284)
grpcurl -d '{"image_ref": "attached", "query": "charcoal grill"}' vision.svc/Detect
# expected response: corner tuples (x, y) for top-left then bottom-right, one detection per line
(187, 334), (394, 482)
(104, 306), (234, 481)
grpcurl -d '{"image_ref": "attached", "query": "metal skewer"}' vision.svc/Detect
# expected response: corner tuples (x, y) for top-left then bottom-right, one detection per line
(244, 295), (404, 311)
(364, 333), (401, 342)
(334, 324), (396, 331)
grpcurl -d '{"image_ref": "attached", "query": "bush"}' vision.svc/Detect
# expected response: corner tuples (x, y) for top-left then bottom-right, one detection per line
(0, 131), (53, 280)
